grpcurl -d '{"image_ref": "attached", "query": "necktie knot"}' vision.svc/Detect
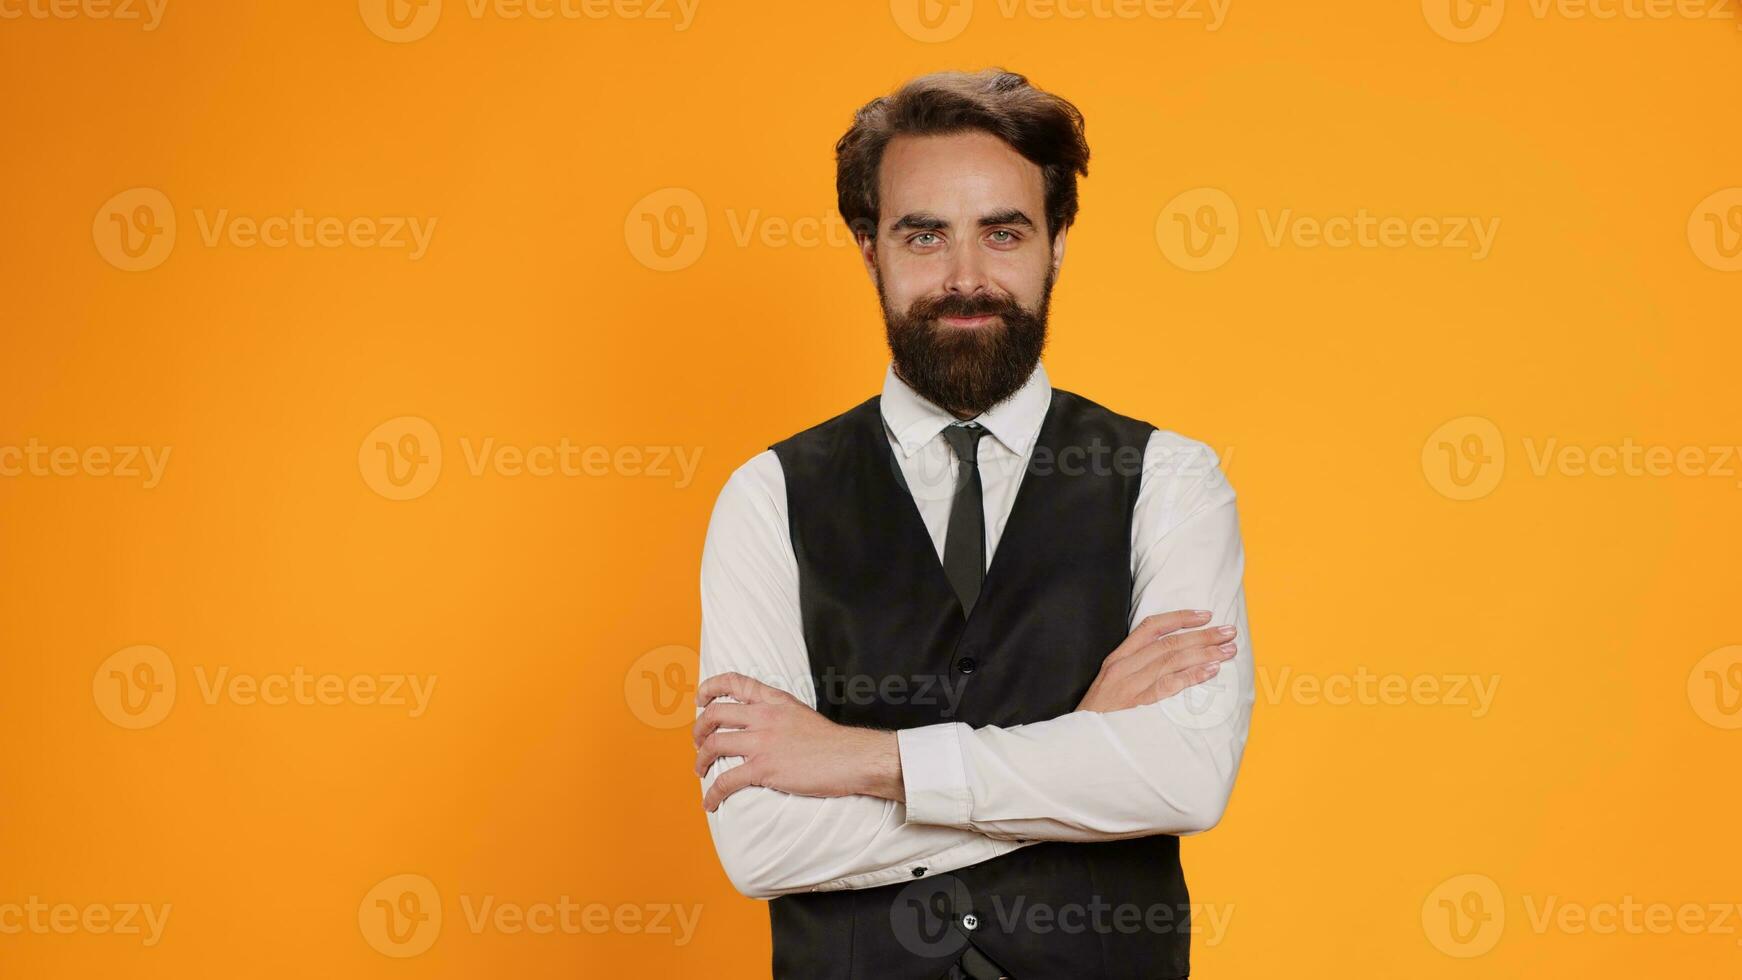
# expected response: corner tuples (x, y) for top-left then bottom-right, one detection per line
(942, 422), (988, 466)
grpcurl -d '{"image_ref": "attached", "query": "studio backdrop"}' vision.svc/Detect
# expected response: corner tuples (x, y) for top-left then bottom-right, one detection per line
(1, 1), (1738, 977)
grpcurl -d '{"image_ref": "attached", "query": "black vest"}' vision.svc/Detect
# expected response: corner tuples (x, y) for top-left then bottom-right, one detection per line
(765, 387), (1192, 980)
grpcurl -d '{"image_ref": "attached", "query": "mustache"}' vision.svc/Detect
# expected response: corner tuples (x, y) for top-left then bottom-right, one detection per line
(908, 293), (1020, 321)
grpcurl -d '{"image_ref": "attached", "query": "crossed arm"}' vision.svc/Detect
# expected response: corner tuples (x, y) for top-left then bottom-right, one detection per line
(694, 434), (1254, 899)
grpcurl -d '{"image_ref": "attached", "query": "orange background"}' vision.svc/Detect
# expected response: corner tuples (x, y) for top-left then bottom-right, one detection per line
(2, 0), (1740, 977)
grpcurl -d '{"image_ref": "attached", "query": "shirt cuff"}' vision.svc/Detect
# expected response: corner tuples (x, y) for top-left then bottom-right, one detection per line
(897, 722), (973, 827)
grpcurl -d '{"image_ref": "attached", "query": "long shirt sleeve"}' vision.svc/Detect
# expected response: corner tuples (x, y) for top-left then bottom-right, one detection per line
(894, 431), (1256, 841)
(698, 362), (1253, 897)
(697, 452), (1033, 899)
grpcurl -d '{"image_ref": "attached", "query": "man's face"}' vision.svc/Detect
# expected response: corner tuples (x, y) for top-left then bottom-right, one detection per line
(860, 130), (1067, 419)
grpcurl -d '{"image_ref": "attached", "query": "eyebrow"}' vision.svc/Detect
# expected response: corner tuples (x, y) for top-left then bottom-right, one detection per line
(888, 208), (1038, 233)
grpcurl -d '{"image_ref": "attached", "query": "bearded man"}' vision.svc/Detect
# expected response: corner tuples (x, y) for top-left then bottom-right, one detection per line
(692, 68), (1255, 980)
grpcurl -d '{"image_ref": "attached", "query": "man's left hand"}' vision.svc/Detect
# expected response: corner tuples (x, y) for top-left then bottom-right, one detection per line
(693, 672), (903, 812)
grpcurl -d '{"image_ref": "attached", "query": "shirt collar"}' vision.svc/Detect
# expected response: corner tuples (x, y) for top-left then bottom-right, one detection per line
(880, 359), (1052, 460)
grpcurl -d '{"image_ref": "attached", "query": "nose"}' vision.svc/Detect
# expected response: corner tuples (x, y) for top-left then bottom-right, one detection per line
(941, 241), (991, 297)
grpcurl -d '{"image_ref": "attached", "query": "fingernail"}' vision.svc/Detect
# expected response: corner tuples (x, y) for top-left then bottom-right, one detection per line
(1204, 662), (1221, 675)
(1191, 610), (1213, 621)
(1216, 625), (1236, 637)
(1218, 642), (1237, 655)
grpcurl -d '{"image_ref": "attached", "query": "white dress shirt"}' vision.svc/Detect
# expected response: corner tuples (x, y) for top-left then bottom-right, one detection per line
(698, 360), (1254, 899)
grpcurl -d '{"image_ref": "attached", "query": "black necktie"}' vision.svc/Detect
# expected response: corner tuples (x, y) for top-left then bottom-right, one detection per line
(941, 422), (990, 617)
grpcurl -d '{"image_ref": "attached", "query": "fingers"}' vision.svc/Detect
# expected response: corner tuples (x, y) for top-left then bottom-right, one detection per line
(1149, 657), (1227, 703)
(703, 761), (761, 812)
(1153, 622), (1237, 657)
(1119, 630), (1239, 708)
(1156, 635), (1238, 677)
(1126, 624), (1237, 675)
(694, 730), (756, 777)
(695, 671), (789, 708)
(1106, 609), (1214, 663)
(692, 701), (756, 745)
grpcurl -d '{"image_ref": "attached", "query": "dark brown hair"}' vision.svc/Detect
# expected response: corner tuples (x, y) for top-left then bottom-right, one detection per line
(835, 68), (1090, 244)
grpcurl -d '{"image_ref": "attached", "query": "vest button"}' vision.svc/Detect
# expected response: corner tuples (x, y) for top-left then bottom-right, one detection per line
(961, 912), (979, 930)
(956, 656), (977, 674)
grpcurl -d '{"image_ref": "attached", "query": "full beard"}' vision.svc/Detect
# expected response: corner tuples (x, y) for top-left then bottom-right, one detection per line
(879, 268), (1053, 418)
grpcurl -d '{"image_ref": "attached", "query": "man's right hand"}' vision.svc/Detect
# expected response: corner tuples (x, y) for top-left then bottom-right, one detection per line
(1076, 609), (1237, 713)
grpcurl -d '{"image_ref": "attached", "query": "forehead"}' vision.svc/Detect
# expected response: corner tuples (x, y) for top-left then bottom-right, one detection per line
(877, 130), (1045, 217)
